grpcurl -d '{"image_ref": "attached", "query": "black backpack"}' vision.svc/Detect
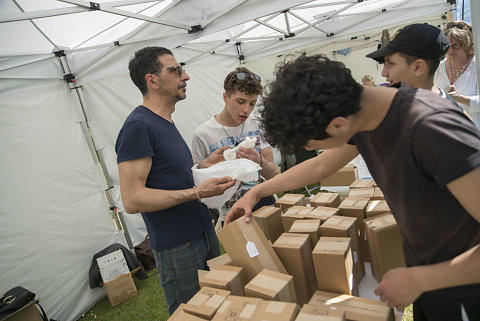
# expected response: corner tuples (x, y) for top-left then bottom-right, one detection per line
(0, 286), (50, 321)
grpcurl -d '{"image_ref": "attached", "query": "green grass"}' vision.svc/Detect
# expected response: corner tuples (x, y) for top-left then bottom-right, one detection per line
(78, 269), (169, 321)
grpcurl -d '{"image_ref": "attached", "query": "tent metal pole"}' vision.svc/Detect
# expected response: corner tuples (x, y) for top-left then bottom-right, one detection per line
(56, 52), (134, 249)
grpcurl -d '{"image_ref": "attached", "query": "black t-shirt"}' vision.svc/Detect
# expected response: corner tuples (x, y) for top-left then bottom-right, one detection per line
(115, 106), (211, 252)
(352, 86), (480, 297)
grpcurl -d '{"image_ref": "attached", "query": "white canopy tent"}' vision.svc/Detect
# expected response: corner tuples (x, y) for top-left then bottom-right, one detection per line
(1, 0), (471, 320)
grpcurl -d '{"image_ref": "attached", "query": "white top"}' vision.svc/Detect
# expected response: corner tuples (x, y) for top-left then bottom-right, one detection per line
(191, 114), (270, 219)
(434, 56), (480, 127)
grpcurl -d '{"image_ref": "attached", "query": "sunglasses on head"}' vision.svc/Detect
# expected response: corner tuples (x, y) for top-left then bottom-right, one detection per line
(231, 72), (261, 82)
(153, 65), (185, 76)
(446, 22), (471, 31)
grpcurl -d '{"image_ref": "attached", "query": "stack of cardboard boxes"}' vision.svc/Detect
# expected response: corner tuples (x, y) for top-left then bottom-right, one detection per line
(169, 177), (406, 321)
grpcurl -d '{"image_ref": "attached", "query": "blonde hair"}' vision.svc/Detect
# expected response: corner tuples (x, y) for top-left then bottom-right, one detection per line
(444, 21), (474, 56)
(362, 75), (375, 85)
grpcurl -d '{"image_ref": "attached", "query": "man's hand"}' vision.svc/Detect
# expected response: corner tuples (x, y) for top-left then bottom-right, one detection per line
(236, 147), (262, 165)
(197, 176), (235, 198)
(198, 146), (229, 168)
(224, 189), (260, 225)
(374, 267), (424, 312)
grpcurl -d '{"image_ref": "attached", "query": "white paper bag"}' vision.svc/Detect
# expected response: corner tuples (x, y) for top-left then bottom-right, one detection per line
(192, 159), (261, 208)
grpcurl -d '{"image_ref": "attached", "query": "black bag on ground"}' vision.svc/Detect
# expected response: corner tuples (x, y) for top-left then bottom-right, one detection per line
(134, 235), (156, 270)
(0, 286), (35, 319)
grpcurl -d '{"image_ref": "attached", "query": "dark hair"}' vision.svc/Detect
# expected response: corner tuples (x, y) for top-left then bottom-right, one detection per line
(223, 67), (263, 96)
(260, 54), (363, 154)
(128, 47), (173, 95)
(398, 52), (440, 77)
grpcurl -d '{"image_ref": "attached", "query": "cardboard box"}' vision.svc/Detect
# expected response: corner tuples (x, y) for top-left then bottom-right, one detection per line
(207, 253), (232, 270)
(199, 264), (245, 296)
(350, 179), (375, 189)
(212, 295), (264, 321)
(312, 237), (354, 295)
(289, 219), (321, 249)
(310, 192), (341, 208)
(319, 216), (364, 293)
(276, 194), (307, 209)
(321, 165), (358, 186)
(281, 206), (313, 231)
(217, 218), (287, 281)
(373, 187), (385, 200)
(2, 300), (43, 321)
(366, 200), (390, 218)
(364, 214), (405, 283)
(253, 300), (299, 321)
(348, 188), (374, 200)
(308, 291), (394, 321)
(295, 304), (345, 321)
(244, 269), (296, 303)
(253, 206), (284, 243)
(273, 233), (317, 305)
(305, 206), (340, 223)
(183, 286), (231, 319)
(168, 304), (209, 321)
(338, 197), (370, 262)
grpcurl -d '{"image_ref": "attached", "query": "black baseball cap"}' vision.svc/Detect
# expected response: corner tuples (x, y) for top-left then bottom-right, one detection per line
(366, 23), (450, 63)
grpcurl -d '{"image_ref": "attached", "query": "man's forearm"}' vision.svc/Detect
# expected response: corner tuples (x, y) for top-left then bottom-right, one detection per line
(124, 187), (198, 213)
(413, 243), (480, 293)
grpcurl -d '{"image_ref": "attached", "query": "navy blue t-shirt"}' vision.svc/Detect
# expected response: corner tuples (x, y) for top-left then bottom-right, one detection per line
(115, 106), (212, 252)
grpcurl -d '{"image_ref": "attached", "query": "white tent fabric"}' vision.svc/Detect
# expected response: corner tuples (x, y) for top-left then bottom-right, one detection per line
(0, 1), (466, 320)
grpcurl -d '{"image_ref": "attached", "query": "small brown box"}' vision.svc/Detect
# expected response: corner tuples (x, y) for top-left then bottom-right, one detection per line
(321, 165), (358, 186)
(244, 269), (296, 303)
(273, 233), (317, 305)
(373, 187), (385, 200)
(281, 206), (313, 231)
(350, 179), (375, 189)
(168, 304), (207, 321)
(217, 218), (287, 281)
(289, 219), (321, 249)
(305, 206), (340, 223)
(365, 213), (405, 283)
(320, 216), (365, 292)
(253, 206), (284, 243)
(310, 192), (341, 208)
(296, 304), (346, 321)
(308, 290), (394, 321)
(366, 200), (390, 218)
(103, 273), (138, 307)
(183, 286), (231, 320)
(338, 197), (370, 262)
(276, 194), (307, 209)
(212, 295), (264, 321)
(199, 264), (245, 295)
(207, 253), (232, 270)
(348, 188), (375, 200)
(312, 237), (354, 295)
(253, 300), (300, 321)
(2, 300), (44, 321)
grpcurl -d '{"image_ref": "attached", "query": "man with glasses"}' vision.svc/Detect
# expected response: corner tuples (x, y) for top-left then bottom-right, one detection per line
(115, 46), (235, 315)
(191, 67), (277, 227)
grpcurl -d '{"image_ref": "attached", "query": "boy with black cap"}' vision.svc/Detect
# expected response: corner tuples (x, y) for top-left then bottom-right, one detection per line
(366, 23), (459, 106)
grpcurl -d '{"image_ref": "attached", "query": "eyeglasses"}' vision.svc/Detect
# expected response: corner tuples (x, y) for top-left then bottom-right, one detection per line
(450, 43), (462, 50)
(230, 72), (261, 82)
(446, 22), (472, 31)
(153, 65), (186, 77)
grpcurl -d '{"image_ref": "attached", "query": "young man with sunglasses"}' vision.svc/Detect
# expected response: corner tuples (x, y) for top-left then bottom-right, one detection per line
(366, 23), (462, 109)
(225, 54), (480, 321)
(191, 67), (277, 226)
(115, 46), (235, 315)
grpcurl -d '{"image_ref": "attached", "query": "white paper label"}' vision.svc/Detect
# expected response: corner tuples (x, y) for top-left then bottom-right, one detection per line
(352, 250), (358, 263)
(246, 241), (259, 258)
(349, 273), (354, 290)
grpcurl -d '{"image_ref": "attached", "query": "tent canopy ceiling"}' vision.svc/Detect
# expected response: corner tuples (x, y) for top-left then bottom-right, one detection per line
(1, 0), (451, 85)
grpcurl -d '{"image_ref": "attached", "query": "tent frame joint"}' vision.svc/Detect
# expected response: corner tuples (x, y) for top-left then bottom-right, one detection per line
(54, 50), (66, 57)
(90, 2), (100, 10)
(188, 25), (203, 34)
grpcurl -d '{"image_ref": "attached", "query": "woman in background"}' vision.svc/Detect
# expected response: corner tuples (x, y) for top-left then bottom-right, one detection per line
(434, 21), (479, 127)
